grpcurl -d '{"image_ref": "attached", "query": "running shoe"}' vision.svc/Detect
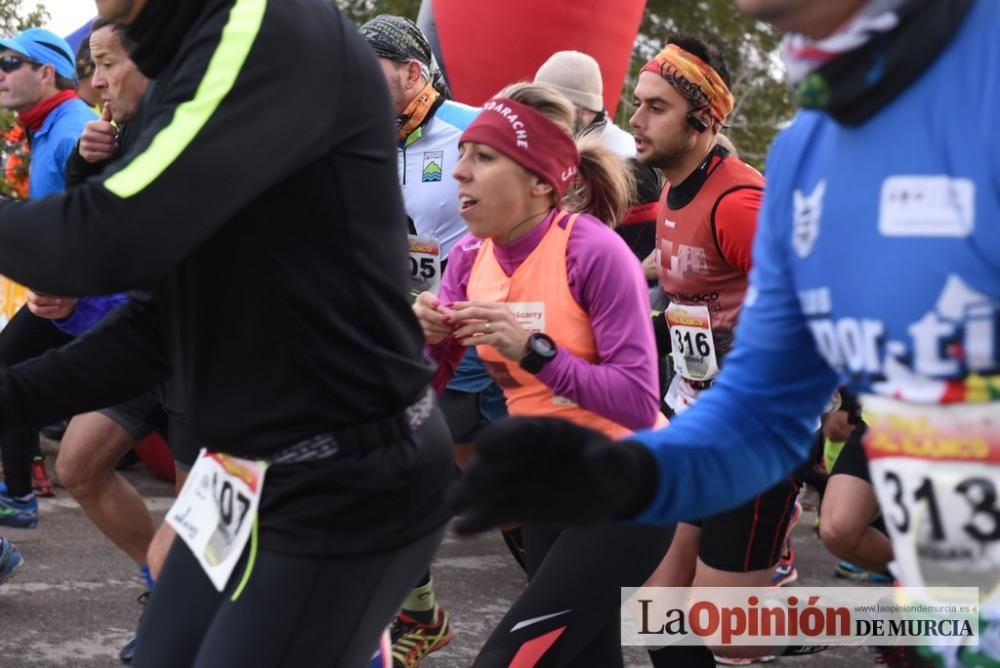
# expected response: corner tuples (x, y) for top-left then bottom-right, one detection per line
(32, 456), (55, 497)
(119, 591), (149, 666)
(834, 560), (892, 583)
(390, 605), (453, 668)
(769, 548), (798, 587)
(713, 654), (776, 665)
(769, 501), (802, 587)
(0, 492), (38, 528)
(0, 537), (23, 584)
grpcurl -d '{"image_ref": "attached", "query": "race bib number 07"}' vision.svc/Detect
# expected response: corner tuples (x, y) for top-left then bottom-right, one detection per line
(166, 450), (268, 591)
(862, 395), (1000, 606)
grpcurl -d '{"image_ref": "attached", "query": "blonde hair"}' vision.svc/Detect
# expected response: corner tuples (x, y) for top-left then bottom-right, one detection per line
(495, 82), (635, 227)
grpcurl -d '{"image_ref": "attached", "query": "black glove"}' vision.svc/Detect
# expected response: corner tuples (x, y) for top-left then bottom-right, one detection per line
(450, 417), (659, 534)
(651, 310), (672, 357)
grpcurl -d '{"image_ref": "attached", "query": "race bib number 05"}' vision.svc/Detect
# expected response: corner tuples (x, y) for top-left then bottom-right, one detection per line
(665, 303), (719, 381)
(408, 234), (441, 296)
(166, 450), (268, 591)
(863, 395), (1000, 606)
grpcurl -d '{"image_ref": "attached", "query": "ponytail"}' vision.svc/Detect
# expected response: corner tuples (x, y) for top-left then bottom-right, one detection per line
(564, 132), (635, 228)
(493, 81), (635, 227)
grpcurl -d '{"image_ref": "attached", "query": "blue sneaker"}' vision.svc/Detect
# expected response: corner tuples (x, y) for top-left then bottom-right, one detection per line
(119, 591), (149, 665)
(769, 549), (798, 587)
(0, 492), (38, 529)
(834, 560), (892, 583)
(0, 537), (23, 583)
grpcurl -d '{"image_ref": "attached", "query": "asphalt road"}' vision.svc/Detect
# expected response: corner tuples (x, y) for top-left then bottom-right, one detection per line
(0, 453), (875, 668)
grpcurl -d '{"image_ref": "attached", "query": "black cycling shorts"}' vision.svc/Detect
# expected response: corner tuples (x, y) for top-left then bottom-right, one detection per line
(99, 387), (205, 469)
(438, 388), (490, 443)
(687, 477), (800, 572)
(830, 423), (870, 484)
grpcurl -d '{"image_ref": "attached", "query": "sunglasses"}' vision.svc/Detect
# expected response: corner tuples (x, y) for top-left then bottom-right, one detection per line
(0, 56), (39, 74)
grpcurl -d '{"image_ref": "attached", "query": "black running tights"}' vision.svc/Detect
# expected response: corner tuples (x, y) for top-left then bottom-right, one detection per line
(134, 526), (445, 667)
(474, 523), (675, 667)
(0, 306), (72, 497)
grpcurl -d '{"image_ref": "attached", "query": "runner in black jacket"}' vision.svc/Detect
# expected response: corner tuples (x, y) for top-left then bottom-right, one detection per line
(0, 0), (454, 665)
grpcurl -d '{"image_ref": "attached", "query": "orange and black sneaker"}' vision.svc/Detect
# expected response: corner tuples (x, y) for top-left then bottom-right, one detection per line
(390, 605), (453, 668)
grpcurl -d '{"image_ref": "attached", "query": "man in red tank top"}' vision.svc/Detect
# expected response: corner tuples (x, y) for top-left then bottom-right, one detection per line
(630, 35), (800, 666)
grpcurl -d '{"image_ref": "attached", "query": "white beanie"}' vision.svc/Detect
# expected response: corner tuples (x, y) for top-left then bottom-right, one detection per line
(534, 50), (604, 113)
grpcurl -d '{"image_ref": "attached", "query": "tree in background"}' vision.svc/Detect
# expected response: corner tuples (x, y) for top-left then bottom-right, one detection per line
(0, 0), (50, 199)
(337, 0), (419, 26)
(335, 0), (793, 169)
(632, 0), (793, 168)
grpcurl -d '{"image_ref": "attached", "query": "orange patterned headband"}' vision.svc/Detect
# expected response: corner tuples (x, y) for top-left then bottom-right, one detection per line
(641, 44), (734, 125)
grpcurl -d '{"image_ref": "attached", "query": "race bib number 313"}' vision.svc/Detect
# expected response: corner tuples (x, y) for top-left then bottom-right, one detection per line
(863, 395), (1000, 606)
(166, 450), (268, 591)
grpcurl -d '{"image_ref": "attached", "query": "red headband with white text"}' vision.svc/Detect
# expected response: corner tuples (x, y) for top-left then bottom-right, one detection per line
(460, 97), (580, 196)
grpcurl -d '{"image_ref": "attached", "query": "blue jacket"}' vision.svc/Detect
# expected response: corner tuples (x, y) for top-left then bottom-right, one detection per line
(26, 96), (125, 336)
(27, 96), (94, 199)
(631, 0), (999, 524)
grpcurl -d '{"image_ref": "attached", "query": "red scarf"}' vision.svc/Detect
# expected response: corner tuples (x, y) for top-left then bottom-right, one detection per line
(17, 90), (79, 133)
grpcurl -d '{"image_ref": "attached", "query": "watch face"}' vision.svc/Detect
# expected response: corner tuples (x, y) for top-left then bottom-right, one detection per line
(521, 334), (556, 374)
(534, 335), (556, 356)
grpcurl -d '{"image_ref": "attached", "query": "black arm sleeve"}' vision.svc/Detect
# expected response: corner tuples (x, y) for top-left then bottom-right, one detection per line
(0, 292), (170, 435)
(0, 6), (345, 296)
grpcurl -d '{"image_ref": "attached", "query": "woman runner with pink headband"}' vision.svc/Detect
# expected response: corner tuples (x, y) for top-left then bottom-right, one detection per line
(414, 82), (672, 666)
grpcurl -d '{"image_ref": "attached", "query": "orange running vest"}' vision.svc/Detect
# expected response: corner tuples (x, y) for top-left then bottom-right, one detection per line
(469, 211), (640, 439)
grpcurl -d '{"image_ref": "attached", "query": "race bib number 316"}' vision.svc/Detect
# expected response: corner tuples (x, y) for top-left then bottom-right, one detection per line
(863, 395), (1000, 606)
(665, 303), (719, 381)
(166, 450), (268, 591)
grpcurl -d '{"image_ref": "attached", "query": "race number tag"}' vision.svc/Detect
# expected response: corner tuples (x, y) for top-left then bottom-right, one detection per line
(863, 395), (1000, 606)
(665, 303), (719, 381)
(166, 450), (268, 591)
(408, 234), (441, 295)
(506, 302), (545, 334)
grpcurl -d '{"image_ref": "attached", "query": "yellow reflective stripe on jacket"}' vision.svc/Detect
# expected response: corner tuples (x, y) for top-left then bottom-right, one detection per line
(104, 0), (266, 198)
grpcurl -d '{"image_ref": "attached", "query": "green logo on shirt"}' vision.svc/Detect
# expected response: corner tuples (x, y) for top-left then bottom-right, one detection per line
(422, 151), (443, 182)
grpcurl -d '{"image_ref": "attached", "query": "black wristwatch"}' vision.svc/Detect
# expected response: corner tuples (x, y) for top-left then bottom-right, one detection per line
(519, 333), (557, 374)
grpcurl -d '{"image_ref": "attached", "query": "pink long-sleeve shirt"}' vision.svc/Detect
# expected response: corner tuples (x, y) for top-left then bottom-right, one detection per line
(429, 209), (661, 431)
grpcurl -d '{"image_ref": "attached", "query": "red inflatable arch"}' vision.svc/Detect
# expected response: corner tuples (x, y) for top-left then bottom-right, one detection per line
(419, 0), (647, 115)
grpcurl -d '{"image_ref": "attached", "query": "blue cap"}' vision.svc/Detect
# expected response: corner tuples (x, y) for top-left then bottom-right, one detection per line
(0, 28), (77, 80)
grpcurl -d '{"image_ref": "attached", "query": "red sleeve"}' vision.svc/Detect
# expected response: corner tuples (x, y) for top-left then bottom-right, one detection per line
(713, 186), (762, 275)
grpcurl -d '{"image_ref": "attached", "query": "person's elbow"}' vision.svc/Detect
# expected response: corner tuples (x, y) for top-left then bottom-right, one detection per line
(621, 384), (662, 432)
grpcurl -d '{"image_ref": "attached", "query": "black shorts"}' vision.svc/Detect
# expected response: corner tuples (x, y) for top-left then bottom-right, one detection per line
(830, 422), (870, 484)
(687, 477), (800, 572)
(438, 389), (489, 443)
(829, 422), (887, 535)
(99, 385), (204, 469)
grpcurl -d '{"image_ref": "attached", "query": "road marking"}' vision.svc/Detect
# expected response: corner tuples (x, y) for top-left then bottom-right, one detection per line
(0, 577), (135, 595)
(39, 497), (175, 512)
(0, 627), (132, 663)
